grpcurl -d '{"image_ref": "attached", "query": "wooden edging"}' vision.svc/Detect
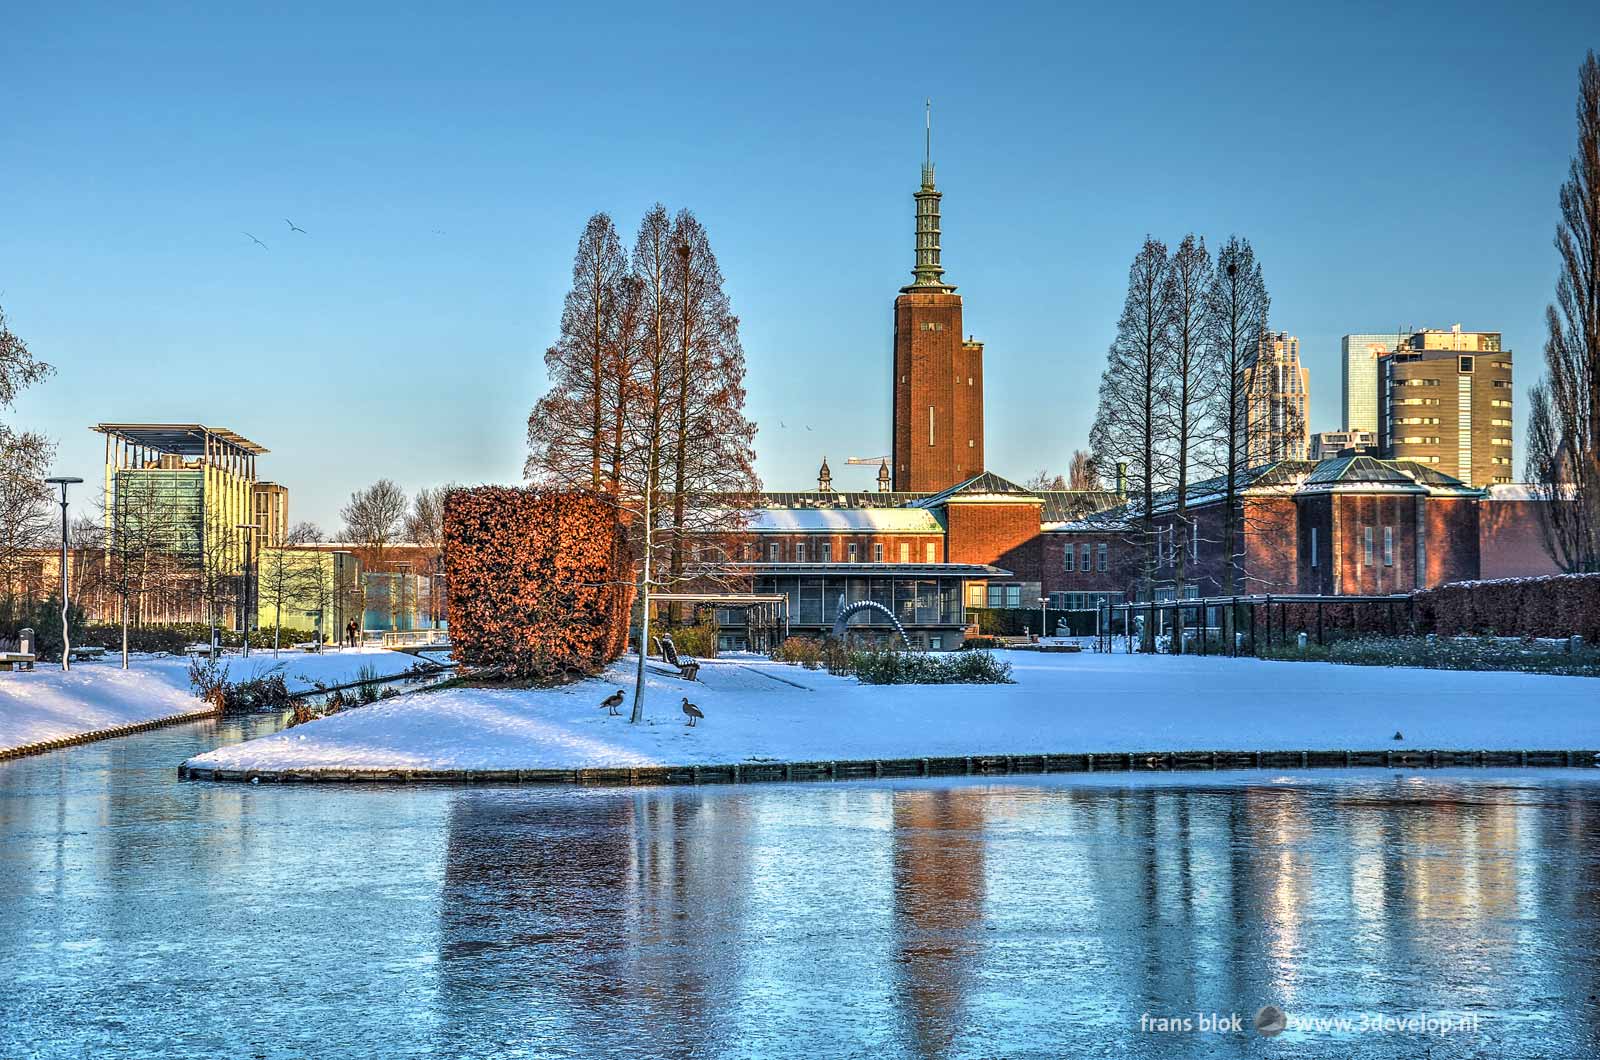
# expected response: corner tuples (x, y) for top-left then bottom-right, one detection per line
(2, 707), (221, 763)
(177, 747), (1600, 788)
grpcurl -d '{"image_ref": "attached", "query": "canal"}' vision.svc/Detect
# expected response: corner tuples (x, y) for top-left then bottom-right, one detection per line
(4, 716), (1600, 1058)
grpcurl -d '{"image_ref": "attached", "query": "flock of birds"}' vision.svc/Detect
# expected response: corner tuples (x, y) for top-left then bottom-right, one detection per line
(598, 689), (704, 726)
(244, 218), (446, 251)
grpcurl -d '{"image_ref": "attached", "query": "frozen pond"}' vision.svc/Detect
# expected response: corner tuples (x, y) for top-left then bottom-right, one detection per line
(4, 718), (1600, 1058)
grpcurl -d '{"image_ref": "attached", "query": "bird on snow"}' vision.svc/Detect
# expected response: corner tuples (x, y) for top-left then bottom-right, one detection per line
(285, 218), (307, 234)
(1393, 730), (1404, 741)
(245, 232), (269, 250)
(681, 697), (704, 727)
(599, 689), (624, 716)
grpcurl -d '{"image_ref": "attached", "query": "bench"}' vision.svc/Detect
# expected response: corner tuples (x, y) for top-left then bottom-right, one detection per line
(71, 645), (107, 661)
(658, 634), (700, 682)
(0, 628), (36, 671)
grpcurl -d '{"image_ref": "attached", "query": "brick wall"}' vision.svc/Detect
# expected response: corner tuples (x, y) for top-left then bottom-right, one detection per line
(748, 531), (943, 564)
(1478, 498), (1562, 579)
(945, 501), (1044, 581)
(1423, 496), (1479, 588)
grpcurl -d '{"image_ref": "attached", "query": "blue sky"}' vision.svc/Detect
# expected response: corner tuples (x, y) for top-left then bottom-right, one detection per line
(3, 2), (1596, 528)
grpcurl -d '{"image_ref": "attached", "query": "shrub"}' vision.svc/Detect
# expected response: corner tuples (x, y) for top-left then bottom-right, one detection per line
(1260, 633), (1600, 677)
(667, 614), (719, 659)
(832, 646), (1014, 685)
(443, 486), (633, 681)
(771, 635), (824, 669)
(1415, 573), (1600, 642)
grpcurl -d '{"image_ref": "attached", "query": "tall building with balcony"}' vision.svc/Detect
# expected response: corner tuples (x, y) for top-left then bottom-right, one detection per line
(1341, 332), (1408, 433)
(252, 482), (290, 547)
(1378, 326), (1513, 486)
(1245, 332), (1311, 463)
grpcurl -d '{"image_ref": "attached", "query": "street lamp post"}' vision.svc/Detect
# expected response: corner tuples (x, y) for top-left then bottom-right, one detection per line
(237, 522), (260, 658)
(44, 477), (84, 672)
(1039, 597), (1049, 643)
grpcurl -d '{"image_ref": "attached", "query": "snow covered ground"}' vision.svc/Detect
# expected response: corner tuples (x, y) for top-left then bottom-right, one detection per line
(0, 648), (423, 754)
(183, 651), (1600, 774)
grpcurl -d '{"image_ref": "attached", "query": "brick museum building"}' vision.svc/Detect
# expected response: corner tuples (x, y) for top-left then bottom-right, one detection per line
(714, 144), (1560, 650)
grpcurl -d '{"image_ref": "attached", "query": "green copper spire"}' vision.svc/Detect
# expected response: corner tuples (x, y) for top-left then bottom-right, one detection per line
(903, 99), (956, 293)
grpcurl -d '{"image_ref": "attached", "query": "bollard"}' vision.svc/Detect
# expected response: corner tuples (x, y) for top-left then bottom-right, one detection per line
(1297, 631), (1307, 652)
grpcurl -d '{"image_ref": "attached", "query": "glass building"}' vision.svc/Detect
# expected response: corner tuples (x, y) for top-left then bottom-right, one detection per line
(1341, 333), (1408, 434)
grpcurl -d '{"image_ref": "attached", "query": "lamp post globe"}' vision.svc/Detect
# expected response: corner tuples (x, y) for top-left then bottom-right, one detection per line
(44, 477), (84, 672)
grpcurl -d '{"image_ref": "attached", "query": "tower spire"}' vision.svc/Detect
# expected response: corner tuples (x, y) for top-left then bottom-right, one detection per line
(904, 99), (955, 293)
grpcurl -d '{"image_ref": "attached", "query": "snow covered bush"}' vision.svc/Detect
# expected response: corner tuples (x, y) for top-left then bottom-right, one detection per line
(835, 647), (1014, 685)
(443, 486), (633, 681)
(1261, 634), (1600, 676)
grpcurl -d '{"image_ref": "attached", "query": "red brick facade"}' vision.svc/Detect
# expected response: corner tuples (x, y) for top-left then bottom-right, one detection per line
(892, 292), (984, 492)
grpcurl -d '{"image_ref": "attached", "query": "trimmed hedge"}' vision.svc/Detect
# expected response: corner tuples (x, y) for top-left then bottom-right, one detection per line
(969, 606), (1098, 637)
(443, 486), (633, 680)
(1415, 574), (1600, 642)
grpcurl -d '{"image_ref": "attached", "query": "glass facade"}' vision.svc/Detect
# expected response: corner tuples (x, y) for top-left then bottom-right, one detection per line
(751, 574), (964, 631)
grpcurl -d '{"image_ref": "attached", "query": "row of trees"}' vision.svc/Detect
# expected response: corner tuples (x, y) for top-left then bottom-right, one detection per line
(1090, 235), (1286, 648)
(0, 305), (57, 599)
(1528, 50), (1600, 574)
(524, 206), (760, 721)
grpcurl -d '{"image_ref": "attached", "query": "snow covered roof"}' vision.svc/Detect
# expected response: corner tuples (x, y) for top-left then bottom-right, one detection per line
(1039, 490), (1124, 523)
(743, 507), (945, 533)
(751, 490), (931, 510)
(915, 471), (1042, 507)
(1298, 456), (1478, 497)
(1485, 483), (1570, 501)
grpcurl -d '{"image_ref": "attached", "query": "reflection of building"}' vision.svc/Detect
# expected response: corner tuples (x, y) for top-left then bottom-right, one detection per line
(1341, 333), (1408, 433)
(1379, 326), (1513, 487)
(1245, 333), (1311, 463)
(1310, 429), (1377, 461)
(252, 482), (289, 547)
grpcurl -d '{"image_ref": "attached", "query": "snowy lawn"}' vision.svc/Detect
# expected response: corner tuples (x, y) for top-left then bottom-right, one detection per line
(183, 651), (1600, 774)
(0, 648), (422, 754)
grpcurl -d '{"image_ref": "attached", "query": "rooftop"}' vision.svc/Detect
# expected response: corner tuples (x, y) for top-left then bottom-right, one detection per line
(93, 423), (269, 456)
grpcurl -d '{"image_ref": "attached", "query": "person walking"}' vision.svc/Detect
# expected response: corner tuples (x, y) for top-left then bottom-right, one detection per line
(345, 620), (358, 649)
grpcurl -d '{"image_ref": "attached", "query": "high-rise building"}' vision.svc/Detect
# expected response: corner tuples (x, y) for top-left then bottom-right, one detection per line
(1310, 429), (1377, 461)
(1244, 332), (1310, 464)
(1378, 326), (1513, 486)
(1340, 332), (1408, 433)
(891, 110), (984, 492)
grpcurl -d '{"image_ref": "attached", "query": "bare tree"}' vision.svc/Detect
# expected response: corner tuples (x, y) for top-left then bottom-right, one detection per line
(106, 475), (188, 667)
(1068, 450), (1102, 491)
(1203, 236), (1271, 608)
(1529, 50), (1600, 572)
(526, 213), (631, 489)
(1091, 238), (1173, 650)
(0, 306), (55, 591)
(405, 484), (456, 625)
(340, 479), (407, 568)
(1162, 234), (1215, 645)
(525, 204), (759, 723)
(1023, 470), (1067, 491)
(257, 522), (323, 655)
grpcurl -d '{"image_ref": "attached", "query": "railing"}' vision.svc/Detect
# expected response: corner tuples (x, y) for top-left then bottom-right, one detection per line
(1100, 593), (1417, 656)
(378, 630), (450, 648)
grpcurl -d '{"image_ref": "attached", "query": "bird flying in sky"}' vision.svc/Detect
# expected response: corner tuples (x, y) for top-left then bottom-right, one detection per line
(245, 233), (268, 250)
(285, 218), (306, 234)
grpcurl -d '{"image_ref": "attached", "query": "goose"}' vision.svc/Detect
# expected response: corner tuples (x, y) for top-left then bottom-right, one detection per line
(681, 697), (704, 727)
(599, 689), (624, 716)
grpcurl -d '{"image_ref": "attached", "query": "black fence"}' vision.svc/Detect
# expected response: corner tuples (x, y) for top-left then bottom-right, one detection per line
(1101, 593), (1418, 656)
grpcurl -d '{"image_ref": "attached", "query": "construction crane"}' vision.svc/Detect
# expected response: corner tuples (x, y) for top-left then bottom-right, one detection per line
(844, 456), (891, 467)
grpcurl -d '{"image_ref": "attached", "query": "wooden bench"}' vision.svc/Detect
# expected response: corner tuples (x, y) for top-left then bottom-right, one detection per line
(658, 635), (700, 682)
(70, 645), (107, 661)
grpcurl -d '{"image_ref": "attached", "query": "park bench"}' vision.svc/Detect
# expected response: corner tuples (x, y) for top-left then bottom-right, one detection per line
(70, 645), (107, 661)
(0, 628), (37, 672)
(658, 634), (700, 682)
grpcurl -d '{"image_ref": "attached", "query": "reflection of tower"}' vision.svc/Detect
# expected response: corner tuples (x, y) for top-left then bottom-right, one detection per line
(892, 103), (984, 492)
(891, 788), (987, 1055)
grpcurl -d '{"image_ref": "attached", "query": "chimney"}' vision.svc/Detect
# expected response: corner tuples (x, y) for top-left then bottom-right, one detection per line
(1115, 462), (1128, 496)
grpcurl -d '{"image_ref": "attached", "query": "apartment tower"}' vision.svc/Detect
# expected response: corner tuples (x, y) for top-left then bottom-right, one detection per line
(1378, 326), (1513, 486)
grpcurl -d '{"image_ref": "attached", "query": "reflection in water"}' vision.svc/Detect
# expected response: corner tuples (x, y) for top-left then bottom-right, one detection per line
(891, 789), (986, 1057)
(5, 726), (1600, 1059)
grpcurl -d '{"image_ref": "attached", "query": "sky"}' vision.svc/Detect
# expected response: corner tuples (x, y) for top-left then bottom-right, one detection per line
(3, 2), (1598, 529)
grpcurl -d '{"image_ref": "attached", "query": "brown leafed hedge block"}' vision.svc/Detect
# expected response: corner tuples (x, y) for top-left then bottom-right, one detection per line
(444, 487), (633, 679)
(1416, 573), (1600, 642)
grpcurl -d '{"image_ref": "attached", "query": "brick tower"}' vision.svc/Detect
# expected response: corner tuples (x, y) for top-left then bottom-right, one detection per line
(892, 106), (984, 492)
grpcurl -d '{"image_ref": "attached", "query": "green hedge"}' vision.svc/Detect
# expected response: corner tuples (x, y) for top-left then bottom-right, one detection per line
(0, 596), (87, 663)
(81, 623), (321, 655)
